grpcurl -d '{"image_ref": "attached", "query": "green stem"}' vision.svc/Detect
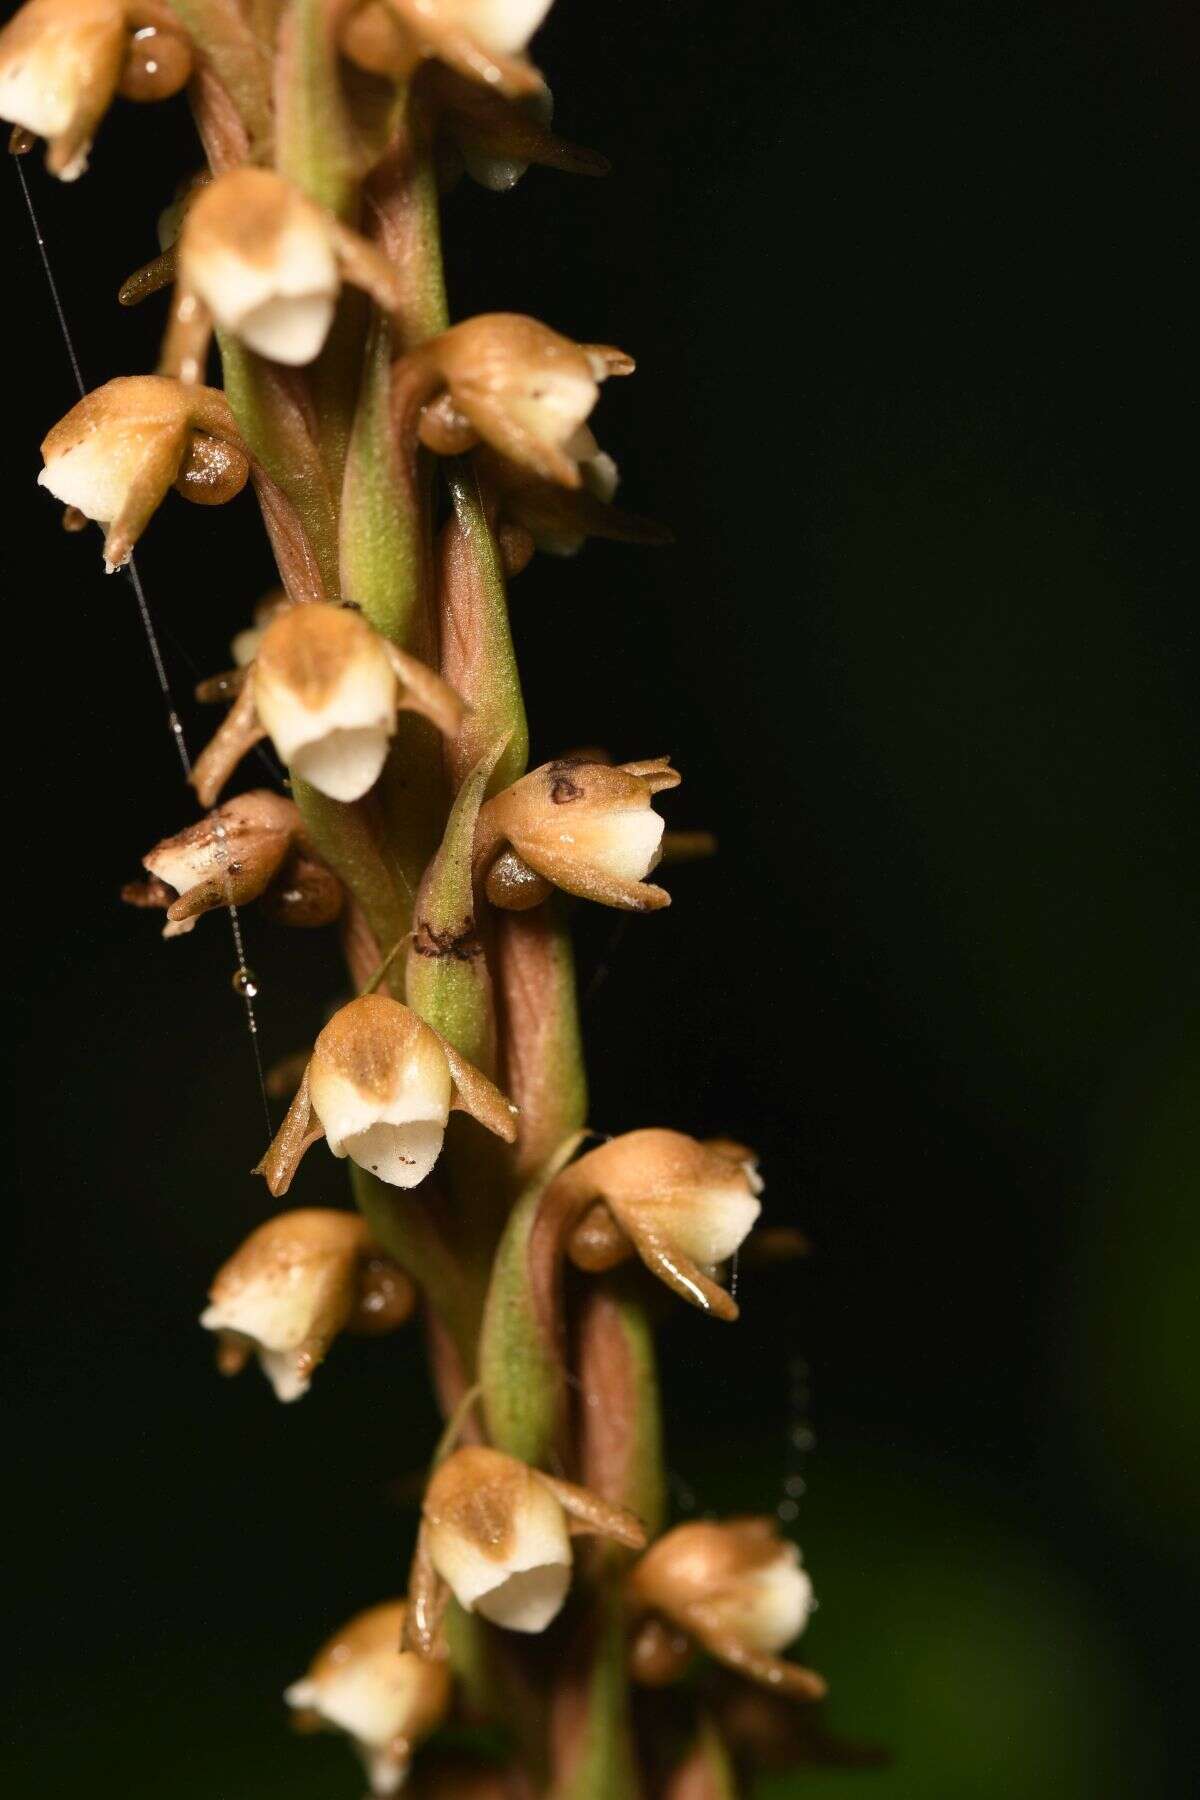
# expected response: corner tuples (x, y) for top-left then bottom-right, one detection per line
(292, 777), (413, 982)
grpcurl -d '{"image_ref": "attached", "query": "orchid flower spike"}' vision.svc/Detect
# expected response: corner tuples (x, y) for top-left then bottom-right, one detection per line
(410, 1446), (645, 1643)
(161, 168), (405, 380)
(285, 1599), (452, 1795)
(629, 1519), (826, 1702)
(258, 993), (517, 1196)
(555, 1129), (764, 1321)
(131, 791), (303, 937)
(476, 755), (680, 913)
(189, 602), (466, 808)
(397, 313), (633, 489)
(341, 0), (552, 99)
(38, 375), (248, 569)
(200, 1208), (414, 1402)
(0, 0), (191, 181)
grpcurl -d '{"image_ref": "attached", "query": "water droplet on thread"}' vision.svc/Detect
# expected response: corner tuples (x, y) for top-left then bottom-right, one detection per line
(232, 967), (259, 998)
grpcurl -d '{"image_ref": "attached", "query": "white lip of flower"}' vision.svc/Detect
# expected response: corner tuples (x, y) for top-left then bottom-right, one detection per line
(285, 1600), (450, 1796)
(185, 219), (340, 367)
(254, 636), (398, 804)
(38, 425), (136, 528)
(711, 1545), (815, 1654)
(505, 364), (598, 450)
(310, 1026), (453, 1189)
(568, 807), (664, 883)
(428, 1470), (572, 1633)
(639, 1174), (762, 1269)
(439, 0), (553, 58)
(200, 1294), (317, 1402)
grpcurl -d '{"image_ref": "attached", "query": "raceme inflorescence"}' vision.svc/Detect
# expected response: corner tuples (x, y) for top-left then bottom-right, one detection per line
(5, 2), (837, 1793)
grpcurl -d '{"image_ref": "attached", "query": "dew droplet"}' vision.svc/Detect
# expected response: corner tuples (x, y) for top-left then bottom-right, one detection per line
(777, 1498), (800, 1523)
(232, 967), (259, 998)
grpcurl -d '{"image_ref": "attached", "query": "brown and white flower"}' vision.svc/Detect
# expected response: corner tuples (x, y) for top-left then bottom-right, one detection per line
(200, 1208), (414, 1402)
(258, 993), (517, 1196)
(38, 375), (248, 569)
(162, 168), (404, 380)
(0, 0), (191, 181)
(476, 755), (680, 913)
(397, 313), (633, 489)
(629, 1519), (825, 1701)
(411, 1446), (645, 1641)
(135, 790), (302, 937)
(285, 1599), (452, 1794)
(189, 602), (466, 808)
(556, 1129), (763, 1321)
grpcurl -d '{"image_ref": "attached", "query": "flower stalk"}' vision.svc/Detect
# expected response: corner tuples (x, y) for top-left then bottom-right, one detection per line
(12, 0), (842, 1790)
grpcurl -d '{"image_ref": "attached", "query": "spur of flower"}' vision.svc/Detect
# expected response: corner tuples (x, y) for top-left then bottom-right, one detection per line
(408, 1445), (645, 1643)
(38, 375), (248, 569)
(396, 312), (633, 489)
(200, 1208), (415, 1403)
(161, 167), (406, 380)
(0, 0), (191, 181)
(189, 601), (466, 807)
(629, 1518), (825, 1700)
(475, 755), (680, 913)
(285, 1598), (451, 1795)
(259, 993), (517, 1195)
(554, 1128), (764, 1320)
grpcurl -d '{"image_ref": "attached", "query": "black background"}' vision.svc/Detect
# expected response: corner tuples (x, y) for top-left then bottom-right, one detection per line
(4, 2), (1197, 1795)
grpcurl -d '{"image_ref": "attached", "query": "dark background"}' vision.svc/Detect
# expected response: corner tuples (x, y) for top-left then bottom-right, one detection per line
(4, 1), (1197, 1794)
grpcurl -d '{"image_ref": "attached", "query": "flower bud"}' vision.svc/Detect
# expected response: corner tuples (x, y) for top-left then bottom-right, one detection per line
(421, 1446), (645, 1635)
(200, 1208), (409, 1402)
(477, 756), (680, 912)
(554, 1130), (762, 1320)
(258, 994), (517, 1196)
(39, 376), (245, 568)
(629, 1519), (825, 1702)
(285, 1599), (451, 1795)
(140, 790), (300, 936)
(0, 0), (188, 181)
(416, 314), (632, 488)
